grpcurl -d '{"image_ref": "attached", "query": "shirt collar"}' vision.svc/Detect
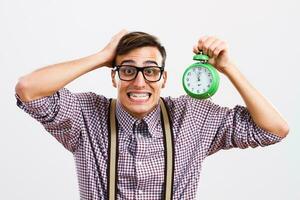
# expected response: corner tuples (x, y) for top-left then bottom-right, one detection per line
(116, 100), (162, 139)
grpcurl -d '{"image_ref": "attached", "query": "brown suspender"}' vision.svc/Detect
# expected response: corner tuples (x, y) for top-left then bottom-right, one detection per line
(108, 99), (117, 199)
(160, 98), (174, 200)
(108, 98), (174, 199)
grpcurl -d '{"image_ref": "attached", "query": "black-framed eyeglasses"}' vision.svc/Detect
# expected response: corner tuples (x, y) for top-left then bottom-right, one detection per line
(113, 65), (165, 82)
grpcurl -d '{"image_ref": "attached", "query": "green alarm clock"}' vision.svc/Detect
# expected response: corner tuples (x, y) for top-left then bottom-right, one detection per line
(182, 52), (220, 99)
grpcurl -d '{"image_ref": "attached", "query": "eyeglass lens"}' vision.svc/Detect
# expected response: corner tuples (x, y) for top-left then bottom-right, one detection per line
(118, 66), (162, 82)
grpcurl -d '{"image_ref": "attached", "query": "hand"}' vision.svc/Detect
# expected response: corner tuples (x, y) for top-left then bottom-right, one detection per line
(193, 36), (235, 74)
(100, 29), (128, 68)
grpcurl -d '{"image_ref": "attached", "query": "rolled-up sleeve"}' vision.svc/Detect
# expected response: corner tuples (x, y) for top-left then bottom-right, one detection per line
(202, 102), (283, 156)
(15, 88), (97, 152)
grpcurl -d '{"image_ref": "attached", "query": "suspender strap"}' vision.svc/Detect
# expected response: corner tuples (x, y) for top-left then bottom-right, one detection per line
(108, 98), (174, 199)
(160, 98), (174, 200)
(108, 99), (117, 200)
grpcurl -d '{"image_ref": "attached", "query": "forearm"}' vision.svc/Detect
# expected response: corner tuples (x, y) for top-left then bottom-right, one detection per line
(15, 51), (109, 102)
(223, 64), (289, 138)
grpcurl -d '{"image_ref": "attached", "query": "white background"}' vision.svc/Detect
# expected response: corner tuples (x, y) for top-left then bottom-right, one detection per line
(1, 0), (299, 199)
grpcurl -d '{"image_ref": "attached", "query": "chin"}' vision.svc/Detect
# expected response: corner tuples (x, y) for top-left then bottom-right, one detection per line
(119, 93), (159, 118)
(127, 105), (154, 118)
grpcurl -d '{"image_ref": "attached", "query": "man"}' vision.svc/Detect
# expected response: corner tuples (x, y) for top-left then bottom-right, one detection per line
(15, 30), (289, 199)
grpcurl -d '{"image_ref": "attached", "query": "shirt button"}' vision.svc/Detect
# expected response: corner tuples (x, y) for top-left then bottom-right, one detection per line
(136, 161), (142, 167)
(138, 190), (143, 195)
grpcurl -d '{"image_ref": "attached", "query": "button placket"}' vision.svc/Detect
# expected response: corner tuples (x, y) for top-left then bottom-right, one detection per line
(133, 120), (151, 197)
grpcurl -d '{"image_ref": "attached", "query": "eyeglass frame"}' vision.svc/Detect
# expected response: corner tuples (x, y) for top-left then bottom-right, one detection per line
(112, 65), (165, 82)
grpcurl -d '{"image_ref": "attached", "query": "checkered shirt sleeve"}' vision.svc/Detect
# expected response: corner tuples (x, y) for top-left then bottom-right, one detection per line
(15, 88), (103, 152)
(166, 95), (283, 156)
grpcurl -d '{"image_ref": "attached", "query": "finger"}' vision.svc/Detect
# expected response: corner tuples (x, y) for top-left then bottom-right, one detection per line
(201, 36), (217, 56)
(111, 29), (128, 42)
(197, 36), (209, 53)
(118, 29), (128, 37)
(193, 45), (200, 54)
(212, 41), (227, 58)
(208, 39), (222, 58)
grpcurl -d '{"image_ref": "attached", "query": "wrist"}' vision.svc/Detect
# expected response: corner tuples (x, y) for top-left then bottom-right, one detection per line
(92, 51), (112, 68)
(221, 61), (238, 76)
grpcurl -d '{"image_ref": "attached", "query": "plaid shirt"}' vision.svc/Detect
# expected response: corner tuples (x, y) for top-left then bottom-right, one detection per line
(16, 88), (282, 199)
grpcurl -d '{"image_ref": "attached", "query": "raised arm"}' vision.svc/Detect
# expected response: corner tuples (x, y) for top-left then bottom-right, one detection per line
(193, 36), (289, 138)
(15, 29), (128, 102)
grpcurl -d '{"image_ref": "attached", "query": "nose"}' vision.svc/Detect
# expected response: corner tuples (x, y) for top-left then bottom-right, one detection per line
(132, 71), (146, 86)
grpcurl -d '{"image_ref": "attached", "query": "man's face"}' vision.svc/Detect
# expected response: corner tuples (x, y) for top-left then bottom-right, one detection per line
(111, 46), (167, 119)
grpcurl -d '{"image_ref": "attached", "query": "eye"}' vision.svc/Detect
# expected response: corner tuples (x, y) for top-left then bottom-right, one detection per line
(144, 68), (154, 75)
(144, 67), (160, 76)
(120, 66), (136, 75)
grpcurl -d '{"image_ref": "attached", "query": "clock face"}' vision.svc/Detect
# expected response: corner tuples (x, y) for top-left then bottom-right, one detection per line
(183, 66), (212, 94)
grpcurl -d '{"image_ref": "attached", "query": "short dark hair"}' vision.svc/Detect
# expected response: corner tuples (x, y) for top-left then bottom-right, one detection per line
(113, 31), (167, 67)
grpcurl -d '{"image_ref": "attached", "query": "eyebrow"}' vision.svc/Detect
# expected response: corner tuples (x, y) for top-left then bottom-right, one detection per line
(120, 60), (159, 66)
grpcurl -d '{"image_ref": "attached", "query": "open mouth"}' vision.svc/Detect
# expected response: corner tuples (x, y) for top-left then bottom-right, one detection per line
(127, 92), (152, 101)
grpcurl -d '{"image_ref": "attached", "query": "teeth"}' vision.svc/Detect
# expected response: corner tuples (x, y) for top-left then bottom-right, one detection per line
(130, 93), (148, 97)
(128, 93), (150, 100)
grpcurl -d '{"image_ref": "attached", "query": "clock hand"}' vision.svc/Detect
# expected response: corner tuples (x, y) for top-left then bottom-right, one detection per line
(197, 72), (201, 82)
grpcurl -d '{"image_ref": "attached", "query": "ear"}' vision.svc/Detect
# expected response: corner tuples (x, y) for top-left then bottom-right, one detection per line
(111, 70), (117, 88)
(161, 71), (167, 88)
